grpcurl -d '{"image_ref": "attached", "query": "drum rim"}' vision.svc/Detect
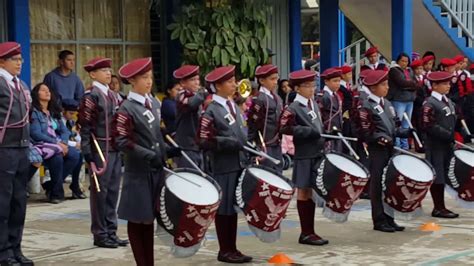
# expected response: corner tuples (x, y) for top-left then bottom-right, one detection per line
(454, 148), (474, 167)
(324, 151), (370, 179)
(246, 164), (294, 189)
(389, 153), (436, 183)
(165, 167), (223, 206)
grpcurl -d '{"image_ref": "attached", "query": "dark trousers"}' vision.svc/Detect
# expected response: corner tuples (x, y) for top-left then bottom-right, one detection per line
(368, 145), (394, 226)
(0, 148), (28, 260)
(176, 150), (202, 169)
(42, 146), (81, 199)
(89, 152), (122, 240)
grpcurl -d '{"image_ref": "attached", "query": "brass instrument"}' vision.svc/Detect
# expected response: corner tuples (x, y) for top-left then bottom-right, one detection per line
(237, 79), (252, 98)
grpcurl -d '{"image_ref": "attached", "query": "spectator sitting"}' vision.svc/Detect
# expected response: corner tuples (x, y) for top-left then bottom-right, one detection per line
(110, 74), (126, 104)
(29, 83), (84, 203)
(43, 50), (85, 104)
(161, 82), (181, 135)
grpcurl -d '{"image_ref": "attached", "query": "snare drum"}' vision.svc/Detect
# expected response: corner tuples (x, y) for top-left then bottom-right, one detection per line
(382, 154), (434, 219)
(156, 169), (221, 257)
(447, 148), (474, 208)
(235, 165), (294, 243)
(312, 152), (369, 222)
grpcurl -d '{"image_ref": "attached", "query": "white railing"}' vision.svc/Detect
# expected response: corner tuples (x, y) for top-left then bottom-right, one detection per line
(338, 38), (371, 86)
(438, 0), (474, 47)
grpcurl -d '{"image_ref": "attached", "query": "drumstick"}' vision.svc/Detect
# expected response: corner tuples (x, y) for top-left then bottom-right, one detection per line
(333, 127), (360, 160)
(321, 134), (358, 142)
(258, 131), (267, 152)
(92, 172), (101, 193)
(165, 135), (207, 177)
(243, 145), (281, 165)
(363, 142), (369, 156)
(393, 146), (422, 158)
(91, 134), (106, 163)
(455, 140), (474, 151)
(163, 167), (202, 187)
(403, 113), (423, 148)
(461, 119), (472, 136)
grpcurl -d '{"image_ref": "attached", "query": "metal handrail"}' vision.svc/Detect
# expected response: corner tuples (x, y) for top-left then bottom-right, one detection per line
(439, 0), (474, 43)
(339, 38), (366, 52)
(339, 38), (370, 86)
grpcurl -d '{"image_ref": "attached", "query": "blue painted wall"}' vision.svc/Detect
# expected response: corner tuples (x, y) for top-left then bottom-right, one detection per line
(319, 0), (340, 73)
(7, 0), (31, 87)
(289, 0), (302, 71)
(391, 0), (413, 60)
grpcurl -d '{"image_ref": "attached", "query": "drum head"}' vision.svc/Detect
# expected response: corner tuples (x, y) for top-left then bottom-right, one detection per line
(247, 167), (292, 190)
(455, 149), (474, 167)
(326, 153), (368, 178)
(166, 172), (219, 205)
(393, 155), (433, 182)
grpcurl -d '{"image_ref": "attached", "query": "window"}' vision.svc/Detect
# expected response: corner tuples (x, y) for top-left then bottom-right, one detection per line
(29, 0), (161, 90)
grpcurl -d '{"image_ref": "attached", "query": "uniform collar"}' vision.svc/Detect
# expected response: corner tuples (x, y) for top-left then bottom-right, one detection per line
(323, 86), (334, 96)
(368, 92), (383, 105)
(0, 67), (16, 88)
(361, 85), (371, 95)
(369, 62), (379, 69)
(340, 80), (347, 88)
(259, 86), (274, 99)
(294, 93), (314, 109)
(128, 91), (147, 106)
(212, 94), (235, 113)
(431, 91), (448, 102)
(92, 81), (110, 95)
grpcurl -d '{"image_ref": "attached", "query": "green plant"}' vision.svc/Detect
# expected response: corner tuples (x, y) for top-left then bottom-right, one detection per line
(167, 0), (272, 78)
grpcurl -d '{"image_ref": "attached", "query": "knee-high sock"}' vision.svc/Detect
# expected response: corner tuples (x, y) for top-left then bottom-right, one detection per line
(142, 223), (154, 266)
(430, 184), (446, 210)
(215, 215), (230, 253)
(297, 200), (316, 235)
(228, 214), (238, 252)
(127, 222), (147, 266)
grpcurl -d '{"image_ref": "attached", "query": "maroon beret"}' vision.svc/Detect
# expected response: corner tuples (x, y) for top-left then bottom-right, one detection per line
(321, 67), (342, 80)
(340, 65), (352, 74)
(205, 65), (235, 84)
(255, 64), (278, 78)
(173, 65), (199, 80)
(422, 55), (435, 64)
(0, 42), (21, 59)
(440, 58), (457, 67)
(365, 46), (378, 57)
(426, 71), (453, 83)
(363, 70), (388, 86)
(411, 59), (423, 68)
(359, 69), (373, 79)
(289, 69), (316, 86)
(84, 57), (112, 72)
(452, 54), (464, 63)
(118, 57), (153, 84)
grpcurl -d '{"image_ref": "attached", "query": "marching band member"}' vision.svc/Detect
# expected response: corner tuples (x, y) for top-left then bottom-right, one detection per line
(78, 57), (128, 248)
(247, 64), (283, 172)
(438, 58), (459, 103)
(114, 58), (179, 266)
(0, 42), (33, 266)
(361, 46), (389, 71)
(174, 65), (207, 168)
(337, 65), (355, 153)
(280, 69), (329, 246)
(198, 65), (252, 263)
(356, 70), (412, 233)
(421, 71), (461, 218)
(319, 67), (343, 152)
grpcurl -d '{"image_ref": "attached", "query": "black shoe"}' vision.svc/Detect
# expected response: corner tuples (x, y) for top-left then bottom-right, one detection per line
(71, 191), (87, 199)
(0, 257), (20, 266)
(48, 198), (61, 204)
(14, 253), (33, 266)
(109, 234), (129, 246)
(388, 220), (405, 231)
(94, 238), (119, 248)
(217, 251), (248, 264)
(432, 209), (459, 219)
(373, 223), (396, 233)
(298, 233), (329, 246)
(234, 251), (252, 263)
(359, 192), (370, 200)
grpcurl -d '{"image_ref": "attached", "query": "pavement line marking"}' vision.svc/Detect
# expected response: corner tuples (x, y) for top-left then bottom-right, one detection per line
(32, 247), (97, 261)
(418, 249), (474, 266)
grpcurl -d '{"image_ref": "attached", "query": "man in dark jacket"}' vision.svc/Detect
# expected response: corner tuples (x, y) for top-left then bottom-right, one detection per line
(387, 53), (418, 150)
